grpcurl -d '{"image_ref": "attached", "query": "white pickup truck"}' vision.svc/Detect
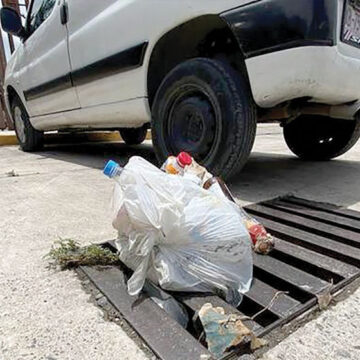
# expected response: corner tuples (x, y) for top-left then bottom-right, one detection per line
(1, 0), (360, 178)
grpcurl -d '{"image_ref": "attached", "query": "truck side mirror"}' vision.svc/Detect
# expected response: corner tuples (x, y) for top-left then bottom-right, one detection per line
(0, 7), (26, 39)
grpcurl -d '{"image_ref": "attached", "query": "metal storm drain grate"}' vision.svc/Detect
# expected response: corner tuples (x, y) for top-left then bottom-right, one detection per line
(80, 196), (360, 360)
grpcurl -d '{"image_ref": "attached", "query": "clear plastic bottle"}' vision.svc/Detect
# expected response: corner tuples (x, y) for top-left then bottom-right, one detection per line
(161, 152), (193, 175)
(203, 177), (275, 254)
(103, 160), (124, 182)
(203, 177), (236, 202)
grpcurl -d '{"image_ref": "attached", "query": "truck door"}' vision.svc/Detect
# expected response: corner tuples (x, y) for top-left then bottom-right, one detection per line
(65, 0), (148, 109)
(22, 0), (80, 117)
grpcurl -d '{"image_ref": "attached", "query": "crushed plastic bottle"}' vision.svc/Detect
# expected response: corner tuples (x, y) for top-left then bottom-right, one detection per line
(161, 152), (275, 254)
(203, 177), (236, 202)
(202, 176), (274, 254)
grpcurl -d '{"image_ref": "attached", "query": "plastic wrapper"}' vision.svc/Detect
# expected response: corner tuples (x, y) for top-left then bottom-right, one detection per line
(111, 156), (253, 305)
(143, 282), (189, 328)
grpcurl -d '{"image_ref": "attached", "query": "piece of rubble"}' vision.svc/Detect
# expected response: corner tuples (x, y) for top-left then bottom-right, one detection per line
(198, 303), (267, 358)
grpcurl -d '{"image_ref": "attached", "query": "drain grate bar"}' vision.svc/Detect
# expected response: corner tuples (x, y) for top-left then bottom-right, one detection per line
(248, 213), (360, 267)
(245, 278), (301, 318)
(81, 197), (360, 360)
(271, 237), (358, 280)
(246, 204), (360, 247)
(283, 196), (360, 221)
(267, 199), (360, 232)
(253, 254), (330, 295)
(80, 265), (213, 360)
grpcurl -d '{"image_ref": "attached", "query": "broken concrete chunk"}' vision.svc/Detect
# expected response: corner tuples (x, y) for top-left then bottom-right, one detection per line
(198, 303), (267, 359)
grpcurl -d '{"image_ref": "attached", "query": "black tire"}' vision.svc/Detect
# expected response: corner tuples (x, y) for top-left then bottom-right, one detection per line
(11, 96), (43, 152)
(119, 125), (148, 145)
(283, 115), (360, 160)
(151, 58), (257, 179)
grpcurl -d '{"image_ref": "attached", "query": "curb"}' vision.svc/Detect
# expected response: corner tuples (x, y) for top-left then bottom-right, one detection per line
(0, 133), (18, 146)
(0, 130), (152, 146)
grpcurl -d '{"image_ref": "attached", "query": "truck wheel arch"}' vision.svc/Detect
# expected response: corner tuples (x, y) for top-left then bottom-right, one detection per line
(147, 15), (251, 109)
(5, 85), (20, 125)
(7, 86), (18, 109)
(6, 85), (30, 115)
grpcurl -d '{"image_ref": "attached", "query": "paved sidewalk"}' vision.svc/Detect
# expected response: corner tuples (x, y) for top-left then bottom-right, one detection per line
(262, 286), (360, 360)
(0, 147), (148, 360)
(0, 124), (359, 360)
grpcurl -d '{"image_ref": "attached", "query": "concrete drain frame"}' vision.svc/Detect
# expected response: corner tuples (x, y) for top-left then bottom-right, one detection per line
(80, 196), (360, 360)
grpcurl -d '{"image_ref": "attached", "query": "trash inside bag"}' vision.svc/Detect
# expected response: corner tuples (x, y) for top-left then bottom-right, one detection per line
(161, 153), (275, 254)
(143, 281), (189, 328)
(106, 156), (253, 305)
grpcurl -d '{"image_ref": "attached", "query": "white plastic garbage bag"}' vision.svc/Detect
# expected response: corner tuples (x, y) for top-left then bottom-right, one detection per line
(112, 157), (253, 305)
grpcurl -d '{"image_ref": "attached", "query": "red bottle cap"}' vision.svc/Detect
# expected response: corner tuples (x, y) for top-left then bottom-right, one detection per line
(177, 152), (192, 167)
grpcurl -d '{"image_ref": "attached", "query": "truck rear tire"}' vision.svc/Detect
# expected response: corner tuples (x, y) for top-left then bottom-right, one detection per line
(11, 96), (43, 152)
(119, 125), (148, 145)
(283, 115), (360, 160)
(151, 58), (257, 179)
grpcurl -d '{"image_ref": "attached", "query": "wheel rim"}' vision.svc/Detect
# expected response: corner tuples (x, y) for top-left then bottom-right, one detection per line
(164, 85), (221, 163)
(14, 106), (26, 143)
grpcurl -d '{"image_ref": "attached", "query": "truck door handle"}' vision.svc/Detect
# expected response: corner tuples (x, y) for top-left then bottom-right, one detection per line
(60, 2), (68, 25)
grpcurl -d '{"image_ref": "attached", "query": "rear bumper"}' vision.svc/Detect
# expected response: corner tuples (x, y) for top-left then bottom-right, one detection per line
(246, 45), (360, 116)
(222, 0), (360, 118)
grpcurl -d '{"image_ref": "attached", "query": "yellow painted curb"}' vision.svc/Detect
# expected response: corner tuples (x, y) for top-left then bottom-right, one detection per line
(83, 132), (122, 142)
(84, 130), (152, 142)
(0, 130), (152, 146)
(0, 134), (18, 146)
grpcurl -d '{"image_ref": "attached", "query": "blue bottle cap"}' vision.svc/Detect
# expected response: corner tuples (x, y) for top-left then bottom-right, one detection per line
(103, 160), (119, 178)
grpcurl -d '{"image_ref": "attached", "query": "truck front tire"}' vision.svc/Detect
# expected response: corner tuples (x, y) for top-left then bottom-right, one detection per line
(151, 58), (257, 179)
(283, 115), (360, 160)
(11, 96), (43, 152)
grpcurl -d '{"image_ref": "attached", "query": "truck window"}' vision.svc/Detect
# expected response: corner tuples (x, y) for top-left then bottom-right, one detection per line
(28, 0), (56, 35)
